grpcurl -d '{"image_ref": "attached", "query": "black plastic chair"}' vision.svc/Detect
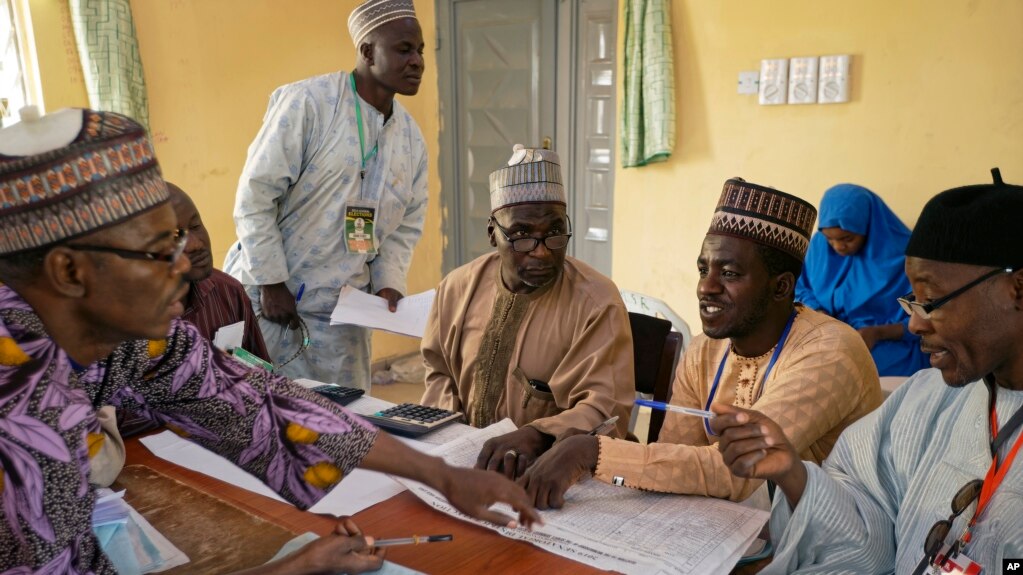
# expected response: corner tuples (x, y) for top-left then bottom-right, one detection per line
(628, 312), (682, 443)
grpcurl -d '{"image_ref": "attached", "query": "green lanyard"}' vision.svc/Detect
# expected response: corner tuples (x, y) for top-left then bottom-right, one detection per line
(350, 73), (379, 180)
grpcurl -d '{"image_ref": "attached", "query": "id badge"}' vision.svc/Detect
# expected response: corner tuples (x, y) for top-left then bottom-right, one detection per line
(344, 204), (377, 255)
(932, 544), (984, 575)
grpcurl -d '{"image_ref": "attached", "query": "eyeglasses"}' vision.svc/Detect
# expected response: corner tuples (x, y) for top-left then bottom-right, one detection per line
(491, 217), (573, 253)
(66, 228), (189, 267)
(913, 479), (983, 575)
(897, 267), (1014, 320)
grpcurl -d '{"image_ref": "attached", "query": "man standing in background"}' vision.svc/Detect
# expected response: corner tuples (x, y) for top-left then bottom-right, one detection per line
(225, 0), (428, 389)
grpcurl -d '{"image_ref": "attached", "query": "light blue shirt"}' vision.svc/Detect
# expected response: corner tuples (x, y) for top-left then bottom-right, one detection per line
(765, 369), (1023, 574)
(224, 70), (428, 316)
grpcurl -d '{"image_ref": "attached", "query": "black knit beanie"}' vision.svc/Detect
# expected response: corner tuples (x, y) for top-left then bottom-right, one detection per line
(906, 168), (1023, 267)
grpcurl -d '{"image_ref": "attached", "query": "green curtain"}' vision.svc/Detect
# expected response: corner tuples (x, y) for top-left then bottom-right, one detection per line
(621, 0), (675, 168)
(69, 0), (150, 129)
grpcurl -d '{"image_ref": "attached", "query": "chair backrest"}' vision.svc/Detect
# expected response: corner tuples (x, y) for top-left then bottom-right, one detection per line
(620, 289), (693, 351)
(628, 312), (683, 443)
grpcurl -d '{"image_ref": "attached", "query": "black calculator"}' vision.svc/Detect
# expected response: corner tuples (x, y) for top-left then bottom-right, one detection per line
(311, 384), (365, 406)
(362, 403), (462, 437)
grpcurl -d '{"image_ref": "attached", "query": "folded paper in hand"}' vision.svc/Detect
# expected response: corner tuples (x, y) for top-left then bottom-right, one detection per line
(329, 286), (435, 338)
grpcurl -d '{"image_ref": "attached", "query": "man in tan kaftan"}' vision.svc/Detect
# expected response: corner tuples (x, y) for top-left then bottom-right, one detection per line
(519, 178), (883, 508)
(421, 145), (634, 479)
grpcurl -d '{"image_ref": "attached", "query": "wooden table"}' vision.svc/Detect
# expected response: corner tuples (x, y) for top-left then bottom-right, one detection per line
(123, 435), (768, 574)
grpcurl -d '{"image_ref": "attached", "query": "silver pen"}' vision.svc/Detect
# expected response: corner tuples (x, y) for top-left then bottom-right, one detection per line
(588, 415), (620, 436)
(373, 534), (453, 547)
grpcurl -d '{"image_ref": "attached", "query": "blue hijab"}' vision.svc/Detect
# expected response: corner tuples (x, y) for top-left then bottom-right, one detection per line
(796, 184), (928, 375)
(797, 184), (911, 327)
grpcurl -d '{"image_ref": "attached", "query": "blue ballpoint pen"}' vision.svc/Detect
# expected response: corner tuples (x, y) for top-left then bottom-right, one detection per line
(634, 398), (716, 419)
(295, 283), (306, 302)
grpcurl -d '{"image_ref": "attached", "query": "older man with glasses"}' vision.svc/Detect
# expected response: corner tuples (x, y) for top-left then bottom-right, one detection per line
(712, 168), (1023, 574)
(421, 145), (634, 479)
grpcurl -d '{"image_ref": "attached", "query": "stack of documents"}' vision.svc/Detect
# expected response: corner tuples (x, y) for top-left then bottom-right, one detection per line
(329, 286), (435, 338)
(395, 420), (771, 575)
(92, 489), (131, 526)
(92, 488), (189, 574)
(139, 394), (768, 574)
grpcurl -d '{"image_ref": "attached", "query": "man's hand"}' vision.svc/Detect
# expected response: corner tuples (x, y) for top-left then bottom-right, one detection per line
(518, 434), (598, 510)
(476, 426), (553, 480)
(359, 432), (542, 530)
(376, 288), (404, 312)
(857, 323), (903, 350)
(710, 403), (807, 508)
(437, 466), (544, 529)
(857, 326), (881, 350)
(235, 518), (384, 575)
(260, 283), (300, 329)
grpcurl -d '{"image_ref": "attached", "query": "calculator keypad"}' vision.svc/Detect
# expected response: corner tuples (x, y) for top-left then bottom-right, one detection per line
(311, 385), (365, 406)
(365, 403), (462, 436)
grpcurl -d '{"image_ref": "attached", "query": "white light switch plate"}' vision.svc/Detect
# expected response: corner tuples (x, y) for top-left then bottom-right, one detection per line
(818, 54), (851, 104)
(759, 59), (788, 105)
(738, 71), (759, 95)
(788, 57), (819, 104)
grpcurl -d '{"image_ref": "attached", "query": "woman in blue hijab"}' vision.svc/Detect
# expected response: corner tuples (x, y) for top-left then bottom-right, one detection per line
(796, 184), (929, 376)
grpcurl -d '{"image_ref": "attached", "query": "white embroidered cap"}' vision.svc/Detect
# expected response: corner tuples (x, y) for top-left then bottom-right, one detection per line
(347, 0), (418, 47)
(489, 144), (567, 214)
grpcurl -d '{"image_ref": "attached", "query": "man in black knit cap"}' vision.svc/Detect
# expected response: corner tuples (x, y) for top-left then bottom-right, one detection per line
(711, 169), (1023, 574)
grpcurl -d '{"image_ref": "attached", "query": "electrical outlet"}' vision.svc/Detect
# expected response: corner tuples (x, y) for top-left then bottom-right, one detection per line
(737, 71), (759, 95)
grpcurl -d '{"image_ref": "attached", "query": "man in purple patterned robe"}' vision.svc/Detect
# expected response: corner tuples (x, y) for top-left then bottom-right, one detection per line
(0, 109), (539, 574)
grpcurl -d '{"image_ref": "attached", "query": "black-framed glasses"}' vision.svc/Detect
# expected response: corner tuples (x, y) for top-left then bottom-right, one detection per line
(66, 228), (189, 267)
(897, 267), (1014, 320)
(912, 479), (983, 575)
(491, 217), (573, 253)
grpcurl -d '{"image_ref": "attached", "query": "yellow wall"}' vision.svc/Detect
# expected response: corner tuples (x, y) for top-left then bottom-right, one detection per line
(25, 0), (88, 110)
(26, 0), (1023, 354)
(611, 0), (1023, 335)
(127, 0), (441, 361)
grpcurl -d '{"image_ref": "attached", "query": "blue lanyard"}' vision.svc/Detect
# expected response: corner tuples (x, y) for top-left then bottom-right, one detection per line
(350, 73), (379, 180)
(703, 310), (797, 436)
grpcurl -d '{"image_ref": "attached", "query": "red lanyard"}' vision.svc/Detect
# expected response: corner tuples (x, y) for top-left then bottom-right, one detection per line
(963, 382), (1023, 542)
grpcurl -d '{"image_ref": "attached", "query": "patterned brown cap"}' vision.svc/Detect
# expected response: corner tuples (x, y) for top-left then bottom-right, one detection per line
(0, 109), (169, 255)
(707, 178), (817, 261)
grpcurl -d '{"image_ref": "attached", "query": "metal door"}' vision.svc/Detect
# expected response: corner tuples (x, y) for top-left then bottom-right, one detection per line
(438, 0), (617, 274)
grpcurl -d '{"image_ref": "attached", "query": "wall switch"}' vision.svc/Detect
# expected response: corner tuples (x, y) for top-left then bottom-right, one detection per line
(758, 59), (788, 105)
(818, 54), (851, 104)
(788, 57), (818, 104)
(737, 71), (759, 95)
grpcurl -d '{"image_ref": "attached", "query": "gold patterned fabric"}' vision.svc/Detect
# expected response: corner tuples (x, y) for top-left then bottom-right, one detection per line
(469, 290), (530, 427)
(594, 306), (882, 501)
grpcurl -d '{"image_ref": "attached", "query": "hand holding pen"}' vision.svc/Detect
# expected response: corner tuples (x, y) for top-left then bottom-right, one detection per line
(259, 281), (303, 329)
(266, 517), (384, 575)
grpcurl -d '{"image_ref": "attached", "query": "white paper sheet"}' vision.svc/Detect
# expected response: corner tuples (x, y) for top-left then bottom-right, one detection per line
(395, 420), (770, 575)
(211, 320), (244, 352)
(329, 286), (435, 338)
